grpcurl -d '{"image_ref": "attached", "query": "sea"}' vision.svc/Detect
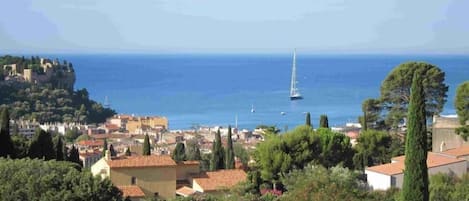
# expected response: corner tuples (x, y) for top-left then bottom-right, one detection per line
(41, 54), (469, 130)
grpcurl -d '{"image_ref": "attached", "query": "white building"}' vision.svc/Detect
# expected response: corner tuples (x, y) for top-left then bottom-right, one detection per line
(365, 149), (468, 190)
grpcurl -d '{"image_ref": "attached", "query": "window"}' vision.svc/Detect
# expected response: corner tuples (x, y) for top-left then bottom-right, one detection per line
(154, 192), (159, 197)
(391, 176), (396, 187)
(131, 177), (136, 185)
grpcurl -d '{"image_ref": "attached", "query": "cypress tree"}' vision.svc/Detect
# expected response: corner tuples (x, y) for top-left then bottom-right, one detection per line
(125, 147), (131, 156)
(102, 138), (108, 157)
(68, 145), (82, 168)
(210, 129), (225, 170)
(401, 72), (429, 201)
(109, 144), (117, 157)
(226, 125), (235, 169)
(55, 136), (64, 161)
(305, 112), (312, 128)
(172, 142), (186, 162)
(0, 108), (14, 158)
(28, 129), (55, 160)
(319, 114), (329, 128)
(143, 134), (151, 155)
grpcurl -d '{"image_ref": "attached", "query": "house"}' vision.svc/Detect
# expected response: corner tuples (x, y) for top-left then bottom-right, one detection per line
(91, 152), (201, 200)
(118, 186), (146, 201)
(79, 150), (102, 168)
(365, 152), (467, 190)
(432, 115), (468, 152)
(190, 169), (247, 194)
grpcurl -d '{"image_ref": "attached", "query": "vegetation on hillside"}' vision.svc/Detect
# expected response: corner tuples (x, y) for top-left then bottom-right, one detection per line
(0, 55), (115, 124)
(455, 81), (469, 140)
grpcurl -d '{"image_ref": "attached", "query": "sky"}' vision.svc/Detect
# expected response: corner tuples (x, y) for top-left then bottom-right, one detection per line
(1, 0), (468, 54)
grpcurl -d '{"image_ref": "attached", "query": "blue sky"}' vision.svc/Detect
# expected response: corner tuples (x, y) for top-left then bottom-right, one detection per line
(1, 0), (468, 54)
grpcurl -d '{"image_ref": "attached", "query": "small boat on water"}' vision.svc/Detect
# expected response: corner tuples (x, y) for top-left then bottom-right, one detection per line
(251, 104), (255, 113)
(290, 49), (303, 100)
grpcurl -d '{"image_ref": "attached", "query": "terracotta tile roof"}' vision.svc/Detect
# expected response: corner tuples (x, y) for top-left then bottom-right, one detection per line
(176, 186), (197, 197)
(105, 123), (120, 130)
(367, 152), (465, 175)
(193, 169), (247, 192)
(77, 140), (104, 147)
(117, 186), (145, 198)
(441, 146), (469, 157)
(107, 155), (176, 168)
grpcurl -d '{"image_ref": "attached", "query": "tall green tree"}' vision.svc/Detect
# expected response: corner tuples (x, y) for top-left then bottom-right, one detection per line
(11, 134), (29, 158)
(28, 129), (55, 160)
(125, 147), (131, 156)
(172, 142), (186, 162)
(55, 136), (65, 161)
(226, 125), (235, 169)
(305, 112), (312, 127)
(319, 114), (329, 128)
(0, 108), (15, 158)
(401, 72), (429, 201)
(185, 139), (201, 160)
(233, 143), (249, 168)
(68, 145), (82, 168)
(210, 129), (225, 170)
(102, 138), (108, 157)
(109, 144), (117, 157)
(143, 134), (151, 155)
(359, 98), (383, 130)
(454, 81), (469, 140)
(381, 62), (448, 128)
(317, 128), (354, 168)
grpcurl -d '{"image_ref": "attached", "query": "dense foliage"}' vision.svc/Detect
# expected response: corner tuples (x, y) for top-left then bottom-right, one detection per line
(319, 114), (329, 128)
(254, 126), (354, 187)
(429, 173), (469, 201)
(358, 98), (385, 130)
(401, 72), (429, 201)
(305, 112), (312, 127)
(0, 158), (123, 201)
(380, 62), (448, 128)
(353, 130), (396, 170)
(455, 81), (469, 140)
(185, 139), (202, 161)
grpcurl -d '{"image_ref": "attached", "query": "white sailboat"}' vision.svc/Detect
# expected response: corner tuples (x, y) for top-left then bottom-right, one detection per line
(290, 49), (303, 100)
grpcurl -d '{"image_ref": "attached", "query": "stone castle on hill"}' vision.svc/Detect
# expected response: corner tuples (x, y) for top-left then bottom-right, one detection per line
(2, 57), (75, 91)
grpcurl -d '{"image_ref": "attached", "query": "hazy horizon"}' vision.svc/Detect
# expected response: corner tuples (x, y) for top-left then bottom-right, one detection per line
(1, 0), (468, 54)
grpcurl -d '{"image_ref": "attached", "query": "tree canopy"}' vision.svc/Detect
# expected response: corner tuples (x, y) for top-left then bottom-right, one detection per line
(380, 62), (448, 128)
(143, 134), (151, 155)
(0, 107), (15, 157)
(210, 129), (225, 170)
(172, 142), (186, 162)
(0, 158), (123, 201)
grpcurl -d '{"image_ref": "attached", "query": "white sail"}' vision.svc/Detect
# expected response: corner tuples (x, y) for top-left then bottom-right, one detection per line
(290, 49), (303, 100)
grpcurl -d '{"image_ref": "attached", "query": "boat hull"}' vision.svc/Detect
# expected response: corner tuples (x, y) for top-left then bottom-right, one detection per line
(290, 96), (303, 100)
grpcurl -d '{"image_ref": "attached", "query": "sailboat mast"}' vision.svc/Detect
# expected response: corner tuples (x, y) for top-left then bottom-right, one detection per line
(290, 49), (297, 96)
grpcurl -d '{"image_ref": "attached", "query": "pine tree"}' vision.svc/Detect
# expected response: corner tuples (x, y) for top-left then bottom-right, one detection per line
(28, 129), (55, 160)
(125, 147), (131, 156)
(210, 129), (225, 170)
(55, 136), (64, 161)
(143, 134), (151, 155)
(109, 144), (117, 157)
(305, 112), (312, 128)
(102, 138), (108, 157)
(401, 72), (429, 201)
(172, 142), (186, 162)
(226, 125), (235, 169)
(0, 108), (14, 158)
(319, 114), (329, 128)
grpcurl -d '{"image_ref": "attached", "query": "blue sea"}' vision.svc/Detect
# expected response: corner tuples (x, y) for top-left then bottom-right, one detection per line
(43, 54), (469, 130)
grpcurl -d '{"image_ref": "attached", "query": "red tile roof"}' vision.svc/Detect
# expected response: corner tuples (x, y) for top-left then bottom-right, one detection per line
(77, 140), (104, 147)
(176, 186), (197, 197)
(441, 146), (469, 157)
(367, 152), (465, 175)
(107, 155), (177, 168)
(117, 186), (145, 198)
(193, 169), (247, 192)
